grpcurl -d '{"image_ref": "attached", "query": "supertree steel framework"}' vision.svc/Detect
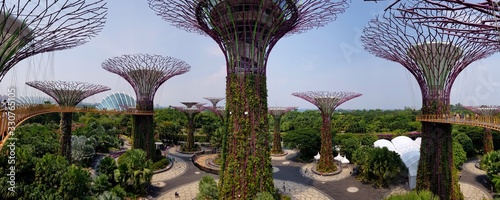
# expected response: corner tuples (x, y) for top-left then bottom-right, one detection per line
(268, 107), (296, 155)
(148, 1), (349, 197)
(396, 0), (500, 46)
(463, 105), (500, 153)
(204, 97), (226, 120)
(25, 80), (110, 162)
(172, 102), (206, 151)
(102, 54), (190, 159)
(361, 1), (498, 199)
(0, 0), (107, 82)
(292, 91), (361, 173)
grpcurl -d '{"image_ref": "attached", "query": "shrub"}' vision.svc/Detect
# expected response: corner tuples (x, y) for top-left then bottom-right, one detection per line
(384, 190), (439, 200)
(480, 150), (500, 191)
(98, 156), (117, 184)
(58, 164), (92, 199)
(151, 158), (170, 171)
(196, 175), (218, 200)
(340, 137), (361, 159)
(454, 133), (475, 157)
(255, 192), (274, 200)
(453, 141), (466, 169)
(282, 128), (321, 161)
(353, 146), (405, 188)
(360, 134), (379, 146)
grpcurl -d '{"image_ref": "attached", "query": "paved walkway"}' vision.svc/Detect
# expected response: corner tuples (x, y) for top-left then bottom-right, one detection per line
(462, 160), (487, 175)
(150, 147), (495, 200)
(384, 182), (493, 200)
(151, 156), (188, 183)
(156, 179), (333, 200)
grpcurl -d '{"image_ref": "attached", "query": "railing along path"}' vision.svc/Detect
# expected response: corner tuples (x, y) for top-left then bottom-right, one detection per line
(0, 104), (153, 147)
(416, 114), (500, 131)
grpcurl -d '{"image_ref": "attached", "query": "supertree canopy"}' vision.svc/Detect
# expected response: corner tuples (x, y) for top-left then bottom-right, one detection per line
(397, 0), (500, 46)
(361, 1), (498, 199)
(292, 91), (361, 173)
(463, 105), (500, 153)
(25, 80), (110, 162)
(172, 102), (206, 151)
(204, 97), (225, 120)
(148, 1), (349, 198)
(0, 0), (107, 81)
(268, 107), (296, 155)
(102, 54), (191, 159)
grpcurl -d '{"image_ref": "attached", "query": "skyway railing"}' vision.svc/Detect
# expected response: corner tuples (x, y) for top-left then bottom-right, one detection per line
(416, 114), (500, 131)
(0, 104), (154, 148)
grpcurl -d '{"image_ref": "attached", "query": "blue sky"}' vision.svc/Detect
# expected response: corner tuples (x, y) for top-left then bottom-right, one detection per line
(2, 0), (500, 110)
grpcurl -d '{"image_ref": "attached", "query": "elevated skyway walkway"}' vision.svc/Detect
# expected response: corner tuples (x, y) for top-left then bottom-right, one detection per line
(0, 104), (153, 148)
(416, 114), (500, 131)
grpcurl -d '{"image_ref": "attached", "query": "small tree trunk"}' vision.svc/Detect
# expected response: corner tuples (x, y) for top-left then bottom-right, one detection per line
(484, 128), (494, 154)
(271, 116), (283, 154)
(186, 114), (195, 150)
(60, 112), (73, 163)
(317, 113), (336, 173)
(132, 99), (154, 159)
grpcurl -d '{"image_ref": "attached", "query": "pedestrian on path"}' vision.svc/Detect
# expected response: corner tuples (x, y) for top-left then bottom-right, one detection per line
(175, 191), (179, 198)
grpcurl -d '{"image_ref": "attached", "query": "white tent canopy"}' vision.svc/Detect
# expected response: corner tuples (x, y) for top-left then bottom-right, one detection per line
(334, 153), (343, 161)
(374, 136), (421, 189)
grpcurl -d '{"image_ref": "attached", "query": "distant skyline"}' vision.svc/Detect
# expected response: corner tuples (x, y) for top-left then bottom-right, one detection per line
(1, 0), (500, 110)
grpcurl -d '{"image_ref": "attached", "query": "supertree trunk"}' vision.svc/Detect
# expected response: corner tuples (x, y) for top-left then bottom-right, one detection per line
(186, 114), (195, 150)
(220, 73), (272, 199)
(318, 113), (335, 172)
(59, 112), (73, 162)
(132, 99), (155, 159)
(271, 115), (283, 154)
(417, 99), (461, 200)
(484, 128), (494, 154)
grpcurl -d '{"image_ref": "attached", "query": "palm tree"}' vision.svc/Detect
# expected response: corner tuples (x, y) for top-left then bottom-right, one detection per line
(114, 149), (153, 194)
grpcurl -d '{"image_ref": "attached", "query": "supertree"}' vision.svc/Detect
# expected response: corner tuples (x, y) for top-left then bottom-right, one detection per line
(361, 1), (498, 199)
(171, 102), (206, 151)
(0, 0), (107, 82)
(292, 91), (361, 172)
(148, 1), (349, 197)
(463, 105), (500, 153)
(25, 80), (110, 162)
(204, 97), (224, 108)
(204, 97), (226, 120)
(102, 54), (190, 159)
(268, 107), (296, 155)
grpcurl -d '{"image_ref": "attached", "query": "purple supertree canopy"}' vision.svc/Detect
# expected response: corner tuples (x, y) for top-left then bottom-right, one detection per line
(203, 97), (225, 107)
(148, 0), (348, 36)
(268, 107), (296, 117)
(0, 0), (107, 81)
(361, 1), (498, 113)
(397, 0), (500, 45)
(148, 0), (349, 74)
(463, 105), (500, 116)
(172, 102), (205, 115)
(25, 80), (110, 106)
(292, 91), (361, 115)
(102, 54), (190, 103)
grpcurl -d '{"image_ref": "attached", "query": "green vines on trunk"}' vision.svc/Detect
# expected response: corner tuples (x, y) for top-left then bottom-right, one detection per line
(218, 74), (273, 199)
(417, 96), (462, 200)
(317, 113), (336, 173)
(132, 100), (155, 160)
(271, 116), (283, 154)
(60, 112), (73, 162)
(484, 128), (494, 154)
(185, 113), (198, 151)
